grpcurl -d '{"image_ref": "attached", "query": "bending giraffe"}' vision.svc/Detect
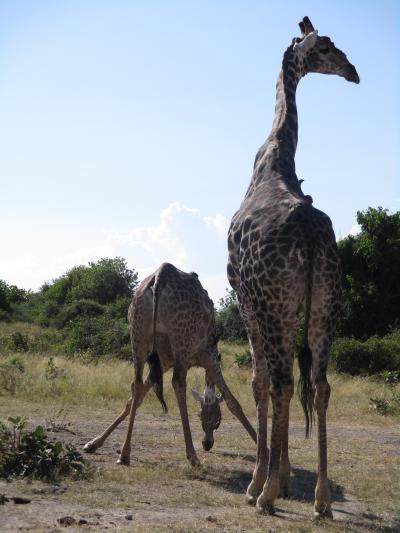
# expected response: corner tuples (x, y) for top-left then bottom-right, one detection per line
(84, 262), (256, 466)
(227, 17), (359, 517)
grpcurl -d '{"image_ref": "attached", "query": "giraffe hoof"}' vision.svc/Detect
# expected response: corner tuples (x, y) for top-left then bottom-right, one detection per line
(117, 455), (130, 466)
(314, 508), (333, 520)
(256, 502), (275, 515)
(279, 486), (290, 499)
(83, 441), (98, 453)
(246, 494), (257, 506)
(189, 456), (201, 468)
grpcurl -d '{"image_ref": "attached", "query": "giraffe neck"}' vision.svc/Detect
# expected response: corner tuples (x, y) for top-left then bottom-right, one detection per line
(249, 45), (304, 193)
(204, 372), (216, 405)
(270, 48), (301, 161)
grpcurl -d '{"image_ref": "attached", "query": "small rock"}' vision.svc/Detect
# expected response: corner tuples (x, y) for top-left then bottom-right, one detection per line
(125, 514), (133, 521)
(206, 515), (217, 522)
(12, 497), (31, 504)
(78, 519), (88, 525)
(57, 516), (76, 526)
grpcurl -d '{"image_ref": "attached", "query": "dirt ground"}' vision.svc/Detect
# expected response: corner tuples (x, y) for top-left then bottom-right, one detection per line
(0, 399), (399, 532)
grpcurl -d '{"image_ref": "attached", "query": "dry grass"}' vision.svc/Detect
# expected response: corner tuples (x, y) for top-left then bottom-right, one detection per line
(0, 345), (399, 532)
(0, 342), (398, 426)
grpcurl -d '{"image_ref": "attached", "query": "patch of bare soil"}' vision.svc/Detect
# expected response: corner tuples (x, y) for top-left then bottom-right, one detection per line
(0, 405), (399, 532)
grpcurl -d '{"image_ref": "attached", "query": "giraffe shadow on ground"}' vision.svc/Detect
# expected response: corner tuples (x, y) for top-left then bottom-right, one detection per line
(202, 464), (400, 530)
(203, 464), (345, 503)
(202, 466), (252, 495)
(215, 450), (256, 463)
(290, 467), (344, 503)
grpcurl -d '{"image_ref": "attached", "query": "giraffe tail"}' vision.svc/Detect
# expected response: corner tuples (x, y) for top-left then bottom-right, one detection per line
(147, 269), (168, 414)
(297, 237), (314, 438)
(298, 343), (313, 438)
(147, 350), (168, 413)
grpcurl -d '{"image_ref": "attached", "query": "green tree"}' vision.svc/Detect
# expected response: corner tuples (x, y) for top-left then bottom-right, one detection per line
(0, 281), (11, 314)
(0, 281), (28, 320)
(215, 289), (247, 341)
(67, 258), (138, 304)
(338, 207), (400, 339)
(41, 257), (138, 307)
(9, 258), (138, 328)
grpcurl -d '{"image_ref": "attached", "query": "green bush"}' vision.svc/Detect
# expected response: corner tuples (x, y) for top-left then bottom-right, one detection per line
(53, 299), (105, 329)
(0, 357), (25, 394)
(235, 350), (252, 368)
(369, 387), (400, 416)
(377, 370), (400, 384)
(0, 416), (90, 481)
(0, 324), (63, 355)
(44, 356), (66, 381)
(63, 315), (130, 358)
(10, 332), (29, 352)
(330, 330), (400, 375)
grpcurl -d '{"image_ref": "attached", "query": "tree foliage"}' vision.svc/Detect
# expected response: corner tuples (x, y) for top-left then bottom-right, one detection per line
(215, 289), (247, 341)
(41, 257), (138, 308)
(338, 207), (400, 339)
(1, 258), (138, 358)
(0, 281), (27, 319)
(1, 207), (399, 365)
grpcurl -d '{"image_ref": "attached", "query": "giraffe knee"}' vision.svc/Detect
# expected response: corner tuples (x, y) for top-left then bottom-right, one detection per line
(252, 370), (269, 403)
(270, 381), (294, 402)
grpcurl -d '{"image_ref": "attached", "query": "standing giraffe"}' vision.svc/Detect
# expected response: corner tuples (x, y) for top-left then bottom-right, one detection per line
(227, 17), (359, 517)
(84, 262), (256, 467)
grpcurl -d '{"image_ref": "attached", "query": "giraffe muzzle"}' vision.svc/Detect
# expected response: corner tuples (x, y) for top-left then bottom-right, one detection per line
(344, 64), (360, 84)
(202, 437), (214, 451)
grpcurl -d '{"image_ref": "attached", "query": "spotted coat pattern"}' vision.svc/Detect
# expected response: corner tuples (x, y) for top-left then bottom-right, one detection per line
(84, 262), (256, 466)
(227, 16), (359, 517)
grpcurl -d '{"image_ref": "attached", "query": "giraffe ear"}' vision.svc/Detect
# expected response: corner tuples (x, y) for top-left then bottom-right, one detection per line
(191, 389), (203, 403)
(294, 30), (318, 52)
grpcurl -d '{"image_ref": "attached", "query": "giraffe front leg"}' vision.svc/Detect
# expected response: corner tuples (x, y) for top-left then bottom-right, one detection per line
(172, 366), (201, 467)
(202, 360), (257, 444)
(117, 379), (143, 466)
(246, 367), (269, 505)
(314, 380), (332, 519)
(256, 383), (293, 515)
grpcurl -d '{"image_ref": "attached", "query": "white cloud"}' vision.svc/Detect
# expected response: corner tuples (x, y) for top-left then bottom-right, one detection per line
(107, 202), (200, 271)
(0, 202), (231, 302)
(337, 223), (361, 241)
(107, 201), (230, 302)
(349, 224), (361, 236)
(204, 213), (230, 237)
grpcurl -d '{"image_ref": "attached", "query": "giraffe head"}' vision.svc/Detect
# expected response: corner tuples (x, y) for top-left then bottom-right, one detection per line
(293, 16), (359, 84)
(191, 386), (223, 451)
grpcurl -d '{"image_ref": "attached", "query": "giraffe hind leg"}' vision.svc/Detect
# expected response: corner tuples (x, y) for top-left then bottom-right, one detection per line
(308, 283), (338, 519)
(255, 312), (298, 514)
(84, 397), (132, 453)
(236, 293), (270, 505)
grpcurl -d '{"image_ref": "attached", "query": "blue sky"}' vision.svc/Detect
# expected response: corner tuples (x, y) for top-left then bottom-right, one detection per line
(1, 0), (399, 303)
